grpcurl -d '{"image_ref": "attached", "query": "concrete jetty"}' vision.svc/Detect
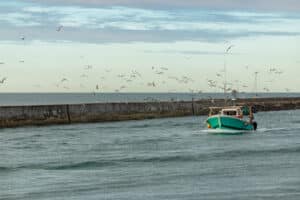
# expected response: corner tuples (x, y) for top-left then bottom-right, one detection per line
(0, 97), (300, 128)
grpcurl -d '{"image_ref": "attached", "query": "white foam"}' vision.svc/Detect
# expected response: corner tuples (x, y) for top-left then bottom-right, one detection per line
(200, 129), (253, 134)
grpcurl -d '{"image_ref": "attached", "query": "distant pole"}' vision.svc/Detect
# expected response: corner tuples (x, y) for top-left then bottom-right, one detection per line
(254, 71), (259, 97)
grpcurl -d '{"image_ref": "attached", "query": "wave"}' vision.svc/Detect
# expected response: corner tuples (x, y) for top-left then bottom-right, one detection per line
(199, 126), (300, 135)
(49, 146), (300, 168)
(126, 124), (152, 129)
(0, 166), (13, 172)
(122, 147), (300, 163)
(45, 161), (118, 170)
(2, 145), (299, 171)
(116, 116), (199, 129)
(50, 146), (300, 169)
(257, 127), (300, 133)
(0, 160), (119, 171)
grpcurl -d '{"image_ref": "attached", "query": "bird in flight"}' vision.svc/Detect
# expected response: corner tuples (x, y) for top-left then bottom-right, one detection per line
(84, 65), (92, 70)
(0, 77), (7, 84)
(275, 70), (283, 75)
(80, 74), (88, 78)
(56, 25), (63, 32)
(147, 82), (156, 87)
(118, 74), (125, 78)
(61, 78), (68, 82)
(226, 45), (234, 53)
(155, 71), (164, 75)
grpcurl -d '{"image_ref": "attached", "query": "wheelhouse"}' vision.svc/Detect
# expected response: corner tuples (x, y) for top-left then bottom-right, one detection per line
(221, 108), (243, 118)
(209, 106), (244, 118)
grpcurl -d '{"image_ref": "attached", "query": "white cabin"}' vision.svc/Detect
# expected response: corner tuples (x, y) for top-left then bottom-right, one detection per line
(221, 107), (243, 118)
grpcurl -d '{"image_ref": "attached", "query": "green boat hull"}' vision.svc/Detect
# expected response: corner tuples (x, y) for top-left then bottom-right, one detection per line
(207, 115), (254, 131)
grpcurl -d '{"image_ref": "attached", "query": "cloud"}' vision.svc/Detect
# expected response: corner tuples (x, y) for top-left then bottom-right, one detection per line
(1, 1), (300, 43)
(144, 50), (229, 56)
(0, 12), (41, 27)
(2, 25), (299, 44)
(25, 0), (300, 11)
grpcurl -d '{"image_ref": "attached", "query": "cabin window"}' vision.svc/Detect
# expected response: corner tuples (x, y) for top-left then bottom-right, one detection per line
(224, 111), (237, 116)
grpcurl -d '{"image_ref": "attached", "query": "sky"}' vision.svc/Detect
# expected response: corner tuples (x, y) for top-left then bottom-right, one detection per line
(0, 0), (300, 93)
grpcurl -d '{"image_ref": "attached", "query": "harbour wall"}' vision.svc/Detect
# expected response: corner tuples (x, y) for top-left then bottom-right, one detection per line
(0, 97), (300, 128)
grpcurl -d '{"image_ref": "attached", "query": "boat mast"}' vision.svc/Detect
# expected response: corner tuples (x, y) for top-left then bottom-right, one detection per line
(224, 45), (234, 104)
(223, 52), (227, 101)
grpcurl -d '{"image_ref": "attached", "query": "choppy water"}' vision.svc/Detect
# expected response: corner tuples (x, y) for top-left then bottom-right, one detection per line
(1, 109), (300, 199)
(0, 92), (299, 106)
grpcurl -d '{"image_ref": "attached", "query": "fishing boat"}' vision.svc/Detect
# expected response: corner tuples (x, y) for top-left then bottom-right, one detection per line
(205, 45), (258, 132)
(206, 106), (257, 131)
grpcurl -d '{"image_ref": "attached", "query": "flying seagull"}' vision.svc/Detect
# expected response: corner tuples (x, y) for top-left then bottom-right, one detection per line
(147, 82), (156, 87)
(226, 45), (234, 53)
(0, 77), (7, 84)
(61, 78), (68, 82)
(84, 65), (92, 70)
(155, 71), (164, 75)
(56, 25), (63, 32)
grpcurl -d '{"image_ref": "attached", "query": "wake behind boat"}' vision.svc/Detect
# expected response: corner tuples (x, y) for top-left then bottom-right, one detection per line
(206, 106), (257, 131)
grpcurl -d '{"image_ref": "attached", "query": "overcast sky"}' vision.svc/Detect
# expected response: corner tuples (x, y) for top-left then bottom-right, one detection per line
(0, 0), (299, 92)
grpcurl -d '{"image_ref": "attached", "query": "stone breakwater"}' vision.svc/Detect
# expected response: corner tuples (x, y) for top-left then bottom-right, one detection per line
(0, 97), (300, 128)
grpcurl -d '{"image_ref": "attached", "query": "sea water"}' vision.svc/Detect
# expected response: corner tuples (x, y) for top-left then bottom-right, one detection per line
(1, 109), (300, 199)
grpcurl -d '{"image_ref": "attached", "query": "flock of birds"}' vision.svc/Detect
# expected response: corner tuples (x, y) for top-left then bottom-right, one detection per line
(0, 25), (291, 96)
(55, 63), (197, 94)
(0, 25), (66, 86)
(206, 66), (287, 94)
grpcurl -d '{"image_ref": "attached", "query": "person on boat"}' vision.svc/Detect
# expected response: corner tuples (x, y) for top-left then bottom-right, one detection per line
(249, 106), (254, 123)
